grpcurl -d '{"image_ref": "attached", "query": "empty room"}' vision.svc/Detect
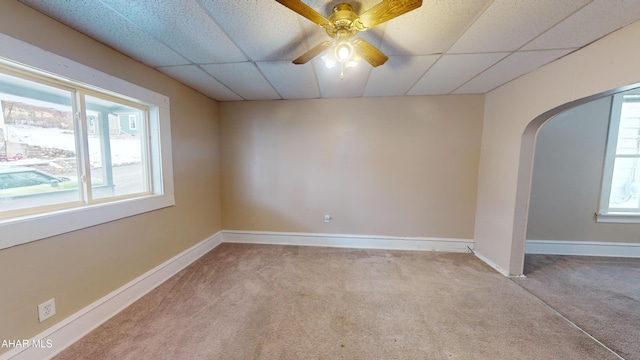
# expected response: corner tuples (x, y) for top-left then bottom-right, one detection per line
(1, 1), (639, 359)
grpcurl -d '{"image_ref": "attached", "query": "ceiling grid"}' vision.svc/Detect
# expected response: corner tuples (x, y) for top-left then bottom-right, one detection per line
(17, 0), (640, 101)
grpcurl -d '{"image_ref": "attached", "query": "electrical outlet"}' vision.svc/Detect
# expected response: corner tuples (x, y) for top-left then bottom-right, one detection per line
(38, 298), (56, 322)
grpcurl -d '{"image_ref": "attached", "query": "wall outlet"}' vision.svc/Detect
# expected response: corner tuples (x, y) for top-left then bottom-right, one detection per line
(38, 298), (56, 322)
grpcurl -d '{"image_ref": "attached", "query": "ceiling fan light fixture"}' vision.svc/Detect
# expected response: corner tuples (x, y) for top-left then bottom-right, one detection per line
(322, 41), (360, 69)
(321, 52), (337, 69)
(345, 56), (360, 68)
(335, 42), (353, 62)
(278, 0), (422, 69)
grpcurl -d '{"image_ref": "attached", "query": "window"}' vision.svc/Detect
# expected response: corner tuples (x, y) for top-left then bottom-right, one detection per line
(0, 33), (173, 249)
(598, 89), (640, 223)
(0, 69), (153, 214)
(129, 114), (138, 130)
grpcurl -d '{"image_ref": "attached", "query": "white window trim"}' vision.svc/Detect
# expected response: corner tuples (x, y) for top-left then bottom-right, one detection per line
(596, 212), (640, 223)
(0, 34), (174, 249)
(596, 91), (640, 223)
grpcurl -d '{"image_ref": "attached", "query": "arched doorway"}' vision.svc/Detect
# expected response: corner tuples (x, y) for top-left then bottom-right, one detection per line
(510, 83), (640, 275)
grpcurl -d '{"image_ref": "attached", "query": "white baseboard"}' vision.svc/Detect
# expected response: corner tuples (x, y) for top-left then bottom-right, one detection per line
(222, 230), (474, 253)
(1, 231), (223, 360)
(526, 240), (640, 258)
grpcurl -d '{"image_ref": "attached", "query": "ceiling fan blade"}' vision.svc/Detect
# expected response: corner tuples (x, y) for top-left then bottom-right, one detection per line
(352, 38), (388, 67)
(357, 0), (423, 29)
(293, 41), (332, 64)
(276, 0), (332, 28)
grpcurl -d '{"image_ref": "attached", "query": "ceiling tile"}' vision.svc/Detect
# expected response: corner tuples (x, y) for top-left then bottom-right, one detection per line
(17, 0), (640, 101)
(19, 0), (189, 67)
(363, 55), (439, 97)
(454, 49), (576, 94)
(158, 65), (242, 101)
(96, 0), (246, 64)
(313, 60), (371, 98)
(199, 0), (307, 61)
(407, 53), (508, 95)
(381, 0), (494, 55)
(257, 61), (320, 99)
(523, 0), (640, 50)
(200, 63), (280, 100)
(449, 0), (591, 53)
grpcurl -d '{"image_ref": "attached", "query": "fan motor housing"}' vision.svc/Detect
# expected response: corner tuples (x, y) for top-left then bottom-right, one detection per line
(326, 4), (359, 39)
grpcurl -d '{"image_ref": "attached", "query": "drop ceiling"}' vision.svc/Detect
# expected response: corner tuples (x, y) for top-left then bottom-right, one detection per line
(18, 0), (640, 101)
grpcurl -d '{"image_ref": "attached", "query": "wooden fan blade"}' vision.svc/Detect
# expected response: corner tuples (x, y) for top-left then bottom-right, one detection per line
(293, 41), (332, 64)
(358, 0), (422, 29)
(352, 38), (388, 67)
(276, 0), (332, 28)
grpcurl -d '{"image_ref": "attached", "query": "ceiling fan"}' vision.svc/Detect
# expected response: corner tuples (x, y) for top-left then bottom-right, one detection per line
(276, 0), (422, 70)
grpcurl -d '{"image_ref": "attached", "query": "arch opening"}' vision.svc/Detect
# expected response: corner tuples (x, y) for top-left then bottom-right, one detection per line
(510, 82), (640, 276)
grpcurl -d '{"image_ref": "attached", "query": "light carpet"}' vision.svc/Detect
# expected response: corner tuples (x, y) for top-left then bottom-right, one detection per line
(55, 244), (619, 359)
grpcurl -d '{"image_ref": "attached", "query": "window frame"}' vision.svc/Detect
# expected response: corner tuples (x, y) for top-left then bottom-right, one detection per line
(0, 33), (174, 249)
(597, 91), (640, 223)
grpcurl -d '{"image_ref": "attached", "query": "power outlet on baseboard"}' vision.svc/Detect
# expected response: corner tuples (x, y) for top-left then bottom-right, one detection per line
(38, 298), (56, 322)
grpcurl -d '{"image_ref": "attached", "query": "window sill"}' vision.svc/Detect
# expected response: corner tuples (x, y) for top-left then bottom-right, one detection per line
(595, 212), (640, 224)
(0, 194), (175, 249)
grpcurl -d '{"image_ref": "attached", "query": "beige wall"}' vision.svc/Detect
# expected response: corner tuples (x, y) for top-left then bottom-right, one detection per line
(0, 1), (221, 350)
(220, 95), (484, 239)
(475, 20), (640, 275)
(526, 96), (640, 243)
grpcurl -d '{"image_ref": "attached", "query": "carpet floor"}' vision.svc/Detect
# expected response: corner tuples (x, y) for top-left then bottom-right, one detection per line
(513, 254), (640, 360)
(54, 244), (622, 359)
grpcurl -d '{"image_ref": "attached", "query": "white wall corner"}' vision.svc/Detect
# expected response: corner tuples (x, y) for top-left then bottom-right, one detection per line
(526, 240), (640, 258)
(472, 250), (515, 277)
(0, 231), (223, 360)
